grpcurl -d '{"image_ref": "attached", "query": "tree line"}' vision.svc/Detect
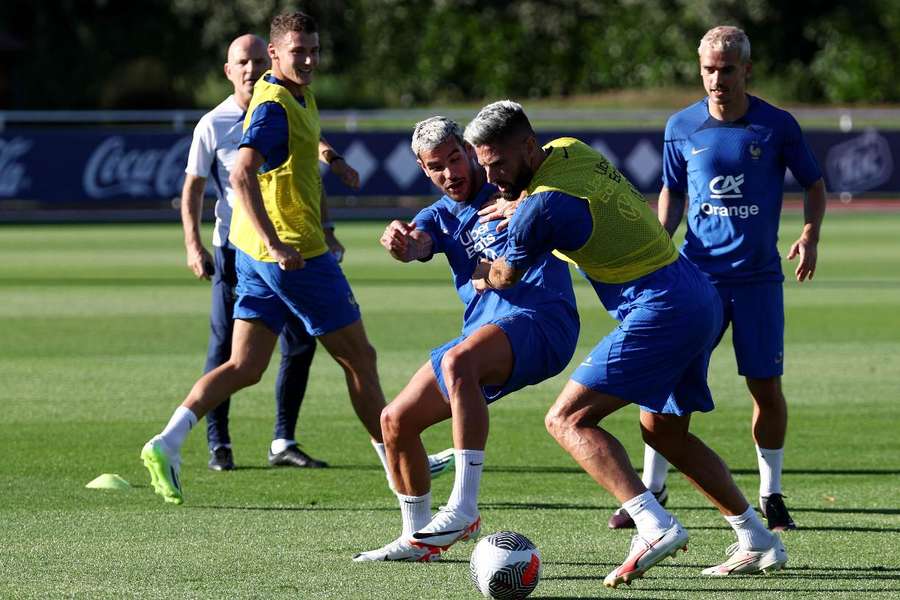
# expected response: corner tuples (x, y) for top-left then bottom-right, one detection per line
(2, 0), (897, 109)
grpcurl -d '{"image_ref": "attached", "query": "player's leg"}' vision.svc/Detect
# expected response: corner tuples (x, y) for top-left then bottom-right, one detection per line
(545, 381), (688, 588)
(142, 318), (280, 504)
(732, 282), (794, 530)
(268, 319), (326, 468)
(317, 318), (385, 441)
(410, 324), (514, 551)
(353, 361), (453, 562)
(205, 243), (236, 471)
(639, 410), (786, 575)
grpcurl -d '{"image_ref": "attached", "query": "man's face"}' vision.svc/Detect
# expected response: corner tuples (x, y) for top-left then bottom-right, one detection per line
(417, 138), (478, 202)
(270, 30), (320, 87)
(473, 138), (534, 200)
(700, 47), (751, 111)
(225, 38), (269, 100)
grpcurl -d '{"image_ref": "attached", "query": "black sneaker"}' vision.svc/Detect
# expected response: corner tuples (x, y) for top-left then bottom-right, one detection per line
(208, 446), (235, 471)
(760, 493), (797, 531)
(268, 445), (328, 469)
(607, 485), (669, 529)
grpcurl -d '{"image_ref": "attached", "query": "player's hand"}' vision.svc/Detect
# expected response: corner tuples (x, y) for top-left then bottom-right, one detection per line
(380, 220), (416, 261)
(477, 190), (526, 232)
(268, 241), (305, 271)
(471, 259), (492, 294)
(331, 158), (360, 190)
(325, 228), (345, 263)
(186, 244), (214, 280)
(787, 235), (818, 282)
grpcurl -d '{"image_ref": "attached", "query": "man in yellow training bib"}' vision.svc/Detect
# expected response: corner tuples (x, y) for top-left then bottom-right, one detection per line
(469, 101), (787, 586)
(140, 12), (437, 508)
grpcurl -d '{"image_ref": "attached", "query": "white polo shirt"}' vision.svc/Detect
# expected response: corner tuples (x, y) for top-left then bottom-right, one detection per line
(184, 95), (245, 247)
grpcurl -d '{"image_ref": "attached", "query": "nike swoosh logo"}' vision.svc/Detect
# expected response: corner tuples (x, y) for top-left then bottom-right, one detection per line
(469, 462), (483, 466)
(403, 500), (425, 504)
(691, 147), (710, 155)
(413, 529), (463, 539)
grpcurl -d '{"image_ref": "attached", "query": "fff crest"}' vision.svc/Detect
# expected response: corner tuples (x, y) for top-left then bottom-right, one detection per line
(748, 142), (762, 160)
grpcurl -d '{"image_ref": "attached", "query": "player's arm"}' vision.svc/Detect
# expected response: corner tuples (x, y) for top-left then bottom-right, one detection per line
(181, 174), (214, 280)
(319, 186), (344, 262)
(230, 146), (304, 270)
(319, 137), (359, 190)
(787, 177), (826, 282)
(481, 257), (523, 291)
(657, 186), (687, 237)
(379, 220), (433, 263)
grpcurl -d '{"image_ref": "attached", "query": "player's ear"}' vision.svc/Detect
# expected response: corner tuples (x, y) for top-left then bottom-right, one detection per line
(268, 43), (277, 62)
(223, 62), (230, 78)
(415, 157), (426, 173)
(745, 60), (753, 81)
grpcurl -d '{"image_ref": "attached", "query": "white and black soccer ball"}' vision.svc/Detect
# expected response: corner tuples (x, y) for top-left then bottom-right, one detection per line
(469, 531), (542, 599)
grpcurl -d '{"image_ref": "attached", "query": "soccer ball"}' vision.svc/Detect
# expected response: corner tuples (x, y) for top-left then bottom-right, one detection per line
(469, 531), (542, 599)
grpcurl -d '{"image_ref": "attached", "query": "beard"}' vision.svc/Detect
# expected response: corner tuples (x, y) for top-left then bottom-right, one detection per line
(500, 163), (534, 200)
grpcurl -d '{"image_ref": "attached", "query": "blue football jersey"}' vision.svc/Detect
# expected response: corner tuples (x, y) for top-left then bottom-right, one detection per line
(662, 95), (822, 283)
(414, 183), (578, 337)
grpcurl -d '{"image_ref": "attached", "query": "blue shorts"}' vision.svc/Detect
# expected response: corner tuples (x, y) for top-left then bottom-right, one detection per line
(430, 308), (579, 404)
(715, 282), (784, 379)
(234, 250), (361, 336)
(572, 256), (723, 416)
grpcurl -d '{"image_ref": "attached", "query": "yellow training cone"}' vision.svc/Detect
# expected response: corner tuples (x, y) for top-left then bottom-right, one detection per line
(85, 473), (131, 490)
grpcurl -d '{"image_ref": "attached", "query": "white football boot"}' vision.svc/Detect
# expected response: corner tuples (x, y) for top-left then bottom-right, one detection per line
(411, 506), (481, 550)
(604, 519), (689, 588)
(427, 448), (455, 479)
(352, 537), (441, 562)
(701, 534), (787, 576)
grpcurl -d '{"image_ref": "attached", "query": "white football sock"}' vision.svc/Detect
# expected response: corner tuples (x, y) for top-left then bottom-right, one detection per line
(371, 441), (394, 490)
(756, 445), (784, 498)
(641, 444), (670, 494)
(725, 505), (773, 550)
(398, 491), (432, 537)
(446, 449), (484, 516)
(622, 490), (673, 539)
(270, 438), (295, 455)
(158, 406), (197, 453)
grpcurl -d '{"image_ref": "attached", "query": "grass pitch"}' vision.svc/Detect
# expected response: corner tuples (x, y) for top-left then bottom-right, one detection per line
(1, 213), (899, 599)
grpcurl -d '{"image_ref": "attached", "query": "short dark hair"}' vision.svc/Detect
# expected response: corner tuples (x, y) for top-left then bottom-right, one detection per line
(270, 11), (318, 43)
(464, 100), (535, 147)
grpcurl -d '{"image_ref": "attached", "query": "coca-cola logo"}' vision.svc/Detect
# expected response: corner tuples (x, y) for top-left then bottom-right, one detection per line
(0, 137), (33, 197)
(825, 131), (893, 193)
(82, 136), (191, 198)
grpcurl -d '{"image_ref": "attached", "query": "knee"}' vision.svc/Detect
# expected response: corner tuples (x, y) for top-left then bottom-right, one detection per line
(440, 346), (474, 386)
(545, 403), (578, 442)
(227, 359), (266, 387)
(380, 403), (410, 442)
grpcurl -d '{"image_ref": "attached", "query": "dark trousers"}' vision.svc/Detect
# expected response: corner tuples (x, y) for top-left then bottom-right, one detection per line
(204, 243), (316, 450)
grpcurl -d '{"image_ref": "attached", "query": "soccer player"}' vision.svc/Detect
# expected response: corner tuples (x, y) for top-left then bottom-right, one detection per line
(469, 101), (787, 585)
(181, 33), (327, 472)
(352, 116), (579, 562)
(609, 25), (826, 533)
(142, 12), (451, 506)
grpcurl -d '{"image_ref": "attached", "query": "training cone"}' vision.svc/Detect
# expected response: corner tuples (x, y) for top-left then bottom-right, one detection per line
(85, 473), (131, 490)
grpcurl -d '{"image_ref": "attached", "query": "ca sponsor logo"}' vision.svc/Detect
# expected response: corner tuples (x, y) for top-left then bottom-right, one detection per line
(82, 136), (191, 198)
(700, 202), (760, 219)
(709, 174), (744, 199)
(0, 137), (33, 197)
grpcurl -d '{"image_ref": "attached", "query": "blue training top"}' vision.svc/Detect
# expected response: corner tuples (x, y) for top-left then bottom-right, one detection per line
(414, 183), (578, 337)
(662, 95), (822, 284)
(239, 73), (308, 173)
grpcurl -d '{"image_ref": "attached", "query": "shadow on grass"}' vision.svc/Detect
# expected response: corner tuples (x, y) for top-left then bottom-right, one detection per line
(479, 501), (900, 518)
(482, 466), (900, 477)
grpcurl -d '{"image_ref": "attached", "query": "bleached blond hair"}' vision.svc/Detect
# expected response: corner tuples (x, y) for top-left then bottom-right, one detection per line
(698, 26), (751, 62)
